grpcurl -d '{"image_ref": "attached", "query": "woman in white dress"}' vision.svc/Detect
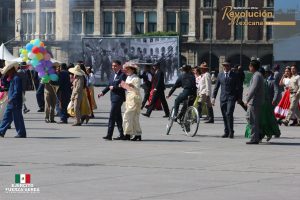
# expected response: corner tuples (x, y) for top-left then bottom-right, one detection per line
(121, 62), (142, 141)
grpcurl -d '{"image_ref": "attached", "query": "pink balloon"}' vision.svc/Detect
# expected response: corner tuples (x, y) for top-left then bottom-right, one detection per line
(44, 53), (51, 61)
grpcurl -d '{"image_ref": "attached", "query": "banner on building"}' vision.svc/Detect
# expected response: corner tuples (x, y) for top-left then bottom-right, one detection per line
(82, 36), (180, 85)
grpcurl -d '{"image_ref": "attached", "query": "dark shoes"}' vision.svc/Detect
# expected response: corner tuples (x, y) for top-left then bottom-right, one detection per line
(163, 115), (170, 118)
(142, 113), (150, 117)
(72, 123), (81, 126)
(114, 135), (131, 140)
(204, 119), (214, 124)
(23, 109), (30, 114)
(37, 108), (44, 112)
(50, 120), (56, 123)
(103, 136), (112, 140)
(131, 135), (142, 141)
(0, 133), (4, 138)
(246, 141), (259, 145)
(229, 134), (234, 139)
(15, 135), (26, 138)
(57, 120), (68, 124)
(221, 134), (228, 138)
(282, 120), (289, 126)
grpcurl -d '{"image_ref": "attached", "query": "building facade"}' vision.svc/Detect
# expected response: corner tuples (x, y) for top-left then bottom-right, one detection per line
(14, 0), (274, 70)
(0, 0), (15, 48)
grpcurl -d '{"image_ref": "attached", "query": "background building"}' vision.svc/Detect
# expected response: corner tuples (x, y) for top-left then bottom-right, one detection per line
(13, 0), (274, 71)
(0, 0), (15, 49)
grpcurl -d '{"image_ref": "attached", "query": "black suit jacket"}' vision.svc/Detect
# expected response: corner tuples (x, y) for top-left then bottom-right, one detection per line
(102, 70), (127, 103)
(152, 69), (165, 91)
(213, 71), (240, 102)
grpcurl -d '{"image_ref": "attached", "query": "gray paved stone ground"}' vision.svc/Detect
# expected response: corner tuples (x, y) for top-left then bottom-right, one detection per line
(0, 88), (300, 200)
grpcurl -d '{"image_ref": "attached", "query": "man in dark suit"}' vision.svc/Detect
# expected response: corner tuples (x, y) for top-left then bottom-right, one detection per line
(212, 62), (241, 138)
(98, 60), (127, 140)
(57, 63), (72, 124)
(142, 63), (170, 118)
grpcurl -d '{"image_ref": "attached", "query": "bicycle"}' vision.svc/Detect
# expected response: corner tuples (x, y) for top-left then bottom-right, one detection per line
(166, 96), (200, 137)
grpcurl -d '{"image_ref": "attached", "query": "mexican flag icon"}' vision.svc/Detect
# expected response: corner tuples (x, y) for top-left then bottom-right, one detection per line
(15, 174), (31, 184)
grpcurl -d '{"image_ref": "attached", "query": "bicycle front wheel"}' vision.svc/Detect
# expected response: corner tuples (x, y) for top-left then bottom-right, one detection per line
(166, 107), (175, 135)
(183, 106), (200, 137)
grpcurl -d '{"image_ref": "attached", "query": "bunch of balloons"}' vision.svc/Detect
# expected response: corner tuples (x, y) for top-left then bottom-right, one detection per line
(19, 39), (58, 83)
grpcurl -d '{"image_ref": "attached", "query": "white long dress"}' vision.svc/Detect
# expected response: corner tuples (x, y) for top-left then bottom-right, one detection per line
(123, 74), (142, 136)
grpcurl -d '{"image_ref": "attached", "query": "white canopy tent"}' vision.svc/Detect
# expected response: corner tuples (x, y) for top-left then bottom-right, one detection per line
(0, 43), (17, 61)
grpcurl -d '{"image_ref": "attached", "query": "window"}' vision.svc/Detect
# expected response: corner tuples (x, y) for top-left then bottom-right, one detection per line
(203, 19), (212, 40)
(116, 11), (125, 34)
(235, 0), (245, 7)
(0, 8), (2, 25)
(180, 12), (189, 35)
(167, 12), (176, 32)
(204, 0), (213, 7)
(85, 11), (94, 34)
(41, 12), (46, 34)
(267, 0), (274, 7)
(8, 9), (15, 25)
(135, 12), (144, 34)
(234, 19), (244, 40)
(73, 11), (82, 34)
(266, 18), (273, 40)
(148, 11), (157, 32)
(103, 12), (112, 35)
(47, 12), (53, 34)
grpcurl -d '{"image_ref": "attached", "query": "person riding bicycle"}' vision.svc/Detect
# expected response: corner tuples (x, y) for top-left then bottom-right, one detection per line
(167, 65), (197, 120)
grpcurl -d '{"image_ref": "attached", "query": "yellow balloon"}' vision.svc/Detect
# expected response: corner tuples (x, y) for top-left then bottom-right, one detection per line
(22, 50), (28, 55)
(36, 53), (44, 60)
(30, 40), (34, 44)
(22, 57), (28, 62)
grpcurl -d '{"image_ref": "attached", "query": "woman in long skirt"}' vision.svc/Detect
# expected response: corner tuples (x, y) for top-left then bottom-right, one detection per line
(121, 62), (142, 141)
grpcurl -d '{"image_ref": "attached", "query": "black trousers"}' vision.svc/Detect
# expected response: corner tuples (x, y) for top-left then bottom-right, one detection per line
(141, 86), (151, 109)
(107, 101), (124, 138)
(146, 90), (170, 116)
(174, 89), (192, 116)
(220, 100), (236, 136)
(60, 94), (71, 122)
(36, 83), (45, 109)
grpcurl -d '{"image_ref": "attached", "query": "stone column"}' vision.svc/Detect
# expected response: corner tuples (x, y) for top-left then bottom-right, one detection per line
(15, 0), (22, 41)
(157, 0), (164, 31)
(81, 11), (86, 36)
(56, 0), (70, 41)
(144, 11), (148, 33)
(45, 12), (48, 40)
(176, 11), (180, 33)
(112, 11), (116, 36)
(26, 14), (29, 40)
(188, 0), (196, 42)
(125, 0), (133, 36)
(35, 0), (41, 38)
(94, 0), (101, 35)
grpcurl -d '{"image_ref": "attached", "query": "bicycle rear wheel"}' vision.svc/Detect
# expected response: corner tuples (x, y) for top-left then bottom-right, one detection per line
(183, 106), (200, 137)
(166, 107), (175, 135)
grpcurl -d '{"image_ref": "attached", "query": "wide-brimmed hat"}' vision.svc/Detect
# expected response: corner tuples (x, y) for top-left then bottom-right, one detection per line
(1, 61), (19, 75)
(200, 62), (209, 69)
(222, 61), (230, 66)
(68, 65), (85, 76)
(263, 65), (271, 72)
(123, 62), (139, 70)
(179, 64), (192, 71)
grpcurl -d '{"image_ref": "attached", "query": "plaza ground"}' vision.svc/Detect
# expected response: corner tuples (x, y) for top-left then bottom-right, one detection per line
(0, 89), (299, 200)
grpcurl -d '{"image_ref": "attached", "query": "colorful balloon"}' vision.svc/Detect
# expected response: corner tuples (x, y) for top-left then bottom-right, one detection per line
(26, 43), (34, 51)
(44, 53), (51, 61)
(49, 74), (58, 81)
(33, 39), (41, 47)
(32, 46), (40, 54)
(36, 53), (44, 61)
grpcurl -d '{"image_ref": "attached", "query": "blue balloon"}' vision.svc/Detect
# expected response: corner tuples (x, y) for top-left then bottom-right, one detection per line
(26, 43), (34, 51)
(49, 74), (58, 81)
(33, 39), (41, 47)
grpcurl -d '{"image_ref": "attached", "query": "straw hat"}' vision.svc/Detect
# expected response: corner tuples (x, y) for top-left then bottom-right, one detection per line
(123, 62), (139, 70)
(68, 65), (85, 76)
(199, 62), (209, 69)
(1, 61), (19, 75)
(53, 62), (60, 68)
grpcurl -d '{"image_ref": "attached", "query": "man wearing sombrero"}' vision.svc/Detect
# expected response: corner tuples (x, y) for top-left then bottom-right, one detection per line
(0, 61), (27, 138)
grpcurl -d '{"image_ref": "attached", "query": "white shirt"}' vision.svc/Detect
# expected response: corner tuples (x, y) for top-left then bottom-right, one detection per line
(198, 72), (212, 96)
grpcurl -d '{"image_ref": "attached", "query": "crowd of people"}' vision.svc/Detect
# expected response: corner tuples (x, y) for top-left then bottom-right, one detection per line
(0, 58), (299, 144)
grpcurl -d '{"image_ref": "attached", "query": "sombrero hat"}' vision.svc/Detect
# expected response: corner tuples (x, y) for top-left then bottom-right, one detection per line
(123, 62), (139, 70)
(200, 62), (208, 69)
(1, 61), (19, 75)
(68, 65), (85, 76)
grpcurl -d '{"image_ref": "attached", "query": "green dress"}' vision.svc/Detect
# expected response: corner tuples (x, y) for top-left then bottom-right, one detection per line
(245, 80), (281, 139)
